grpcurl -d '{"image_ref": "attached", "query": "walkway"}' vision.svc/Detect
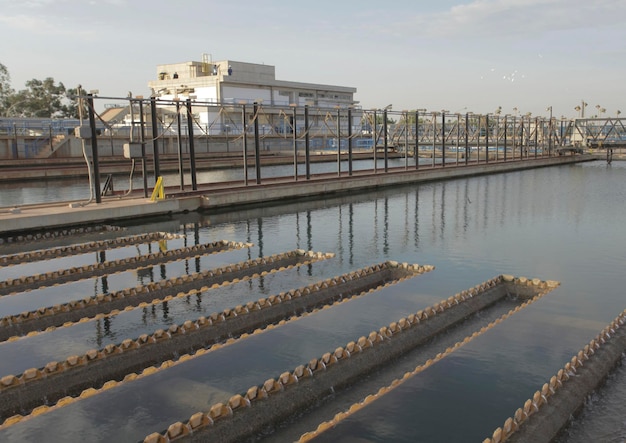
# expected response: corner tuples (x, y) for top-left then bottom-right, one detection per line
(0, 154), (593, 236)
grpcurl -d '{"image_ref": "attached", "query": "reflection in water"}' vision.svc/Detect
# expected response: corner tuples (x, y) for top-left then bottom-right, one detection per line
(1, 162), (625, 442)
(383, 197), (389, 256)
(94, 317), (114, 348)
(348, 203), (354, 266)
(161, 301), (169, 321)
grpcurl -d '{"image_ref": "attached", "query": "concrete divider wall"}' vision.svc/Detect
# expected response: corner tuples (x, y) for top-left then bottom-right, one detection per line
(483, 309), (626, 443)
(0, 197), (199, 235)
(0, 249), (333, 339)
(141, 275), (560, 443)
(0, 232), (181, 267)
(0, 261), (429, 421)
(0, 240), (250, 296)
(0, 224), (124, 246)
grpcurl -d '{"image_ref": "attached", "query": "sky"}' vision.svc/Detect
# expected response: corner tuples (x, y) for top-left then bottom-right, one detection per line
(1, 0), (625, 118)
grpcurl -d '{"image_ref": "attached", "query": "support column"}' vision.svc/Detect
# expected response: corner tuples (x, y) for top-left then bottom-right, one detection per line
(138, 100), (148, 197)
(175, 100), (184, 190)
(150, 97), (160, 180)
(186, 99), (197, 190)
(253, 102), (261, 184)
(305, 105), (310, 180)
(383, 109), (388, 172)
(242, 104), (249, 186)
(87, 94), (102, 203)
(348, 108), (353, 176)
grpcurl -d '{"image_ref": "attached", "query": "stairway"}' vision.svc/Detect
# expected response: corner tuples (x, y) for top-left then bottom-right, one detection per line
(34, 134), (69, 158)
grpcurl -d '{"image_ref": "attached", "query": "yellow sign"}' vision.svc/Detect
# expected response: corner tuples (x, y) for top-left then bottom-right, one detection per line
(150, 176), (165, 201)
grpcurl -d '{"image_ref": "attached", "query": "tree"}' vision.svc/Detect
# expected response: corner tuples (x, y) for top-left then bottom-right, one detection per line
(2, 75), (80, 118)
(9, 78), (65, 117)
(0, 63), (14, 114)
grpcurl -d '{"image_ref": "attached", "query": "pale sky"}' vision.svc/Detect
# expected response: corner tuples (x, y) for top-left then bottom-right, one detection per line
(1, 0), (624, 118)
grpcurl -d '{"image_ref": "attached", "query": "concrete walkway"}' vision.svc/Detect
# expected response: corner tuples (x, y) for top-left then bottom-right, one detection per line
(0, 155), (594, 236)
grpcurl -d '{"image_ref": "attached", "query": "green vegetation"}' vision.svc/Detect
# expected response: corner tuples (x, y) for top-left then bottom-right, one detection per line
(0, 62), (80, 118)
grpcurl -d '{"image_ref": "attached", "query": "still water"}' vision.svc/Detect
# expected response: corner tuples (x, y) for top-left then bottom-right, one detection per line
(0, 160), (624, 442)
(0, 157), (437, 207)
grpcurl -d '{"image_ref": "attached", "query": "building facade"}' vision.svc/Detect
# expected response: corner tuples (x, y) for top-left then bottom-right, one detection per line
(148, 56), (357, 108)
(147, 56), (359, 135)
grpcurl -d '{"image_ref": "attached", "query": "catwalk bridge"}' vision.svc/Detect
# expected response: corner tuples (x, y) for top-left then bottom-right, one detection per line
(0, 95), (608, 206)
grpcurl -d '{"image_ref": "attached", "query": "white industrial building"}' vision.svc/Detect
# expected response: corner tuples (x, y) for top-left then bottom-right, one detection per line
(147, 55), (359, 134)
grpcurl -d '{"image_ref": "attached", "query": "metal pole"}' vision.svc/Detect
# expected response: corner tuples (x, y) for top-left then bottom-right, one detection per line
(455, 113), (460, 165)
(373, 110), (378, 173)
(476, 115), (481, 163)
(337, 108), (341, 176)
(405, 111), (409, 170)
(512, 116), (516, 160)
(441, 111), (446, 167)
(242, 104), (248, 186)
(519, 116), (524, 159)
(465, 112), (469, 165)
(432, 112), (436, 167)
(524, 117), (528, 159)
(415, 110), (420, 170)
(138, 100), (148, 197)
(495, 114), (499, 162)
(253, 102), (261, 184)
(12, 123), (18, 159)
(504, 114), (508, 163)
(293, 106), (298, 181)
(86, 94), (102, 203)
(150, 97), (160, 179)
(534, 117), (538, 158)
(485, 114), (490, 163)
(186, 99), (197, 190)
(304, 105), (310, 180)
(348, 107), (353, 176)
(540, 117), (545, 157)
(383, 109), (388, 172)
(548, 111), (553, 156)
(176, 101), (184, 190)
